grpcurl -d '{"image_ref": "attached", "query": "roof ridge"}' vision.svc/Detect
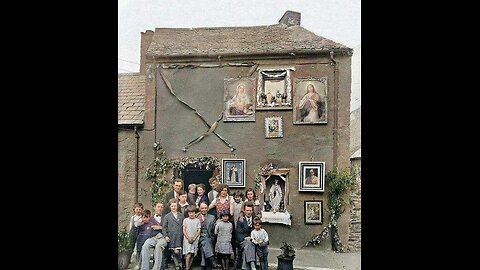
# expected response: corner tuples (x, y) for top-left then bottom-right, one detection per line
(155, 24), (282, 31)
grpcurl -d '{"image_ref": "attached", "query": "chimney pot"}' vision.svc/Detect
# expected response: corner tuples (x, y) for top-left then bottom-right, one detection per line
(279, 10), (301, 26)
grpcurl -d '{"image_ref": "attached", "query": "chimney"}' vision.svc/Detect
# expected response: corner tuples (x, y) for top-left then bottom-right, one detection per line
(279, 10), (301, 27)
(140, 30), (154, 75)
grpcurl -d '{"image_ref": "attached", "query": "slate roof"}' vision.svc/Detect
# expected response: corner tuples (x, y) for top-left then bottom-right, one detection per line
(118, 73), (145, 125)
(146, 24), (351, 58)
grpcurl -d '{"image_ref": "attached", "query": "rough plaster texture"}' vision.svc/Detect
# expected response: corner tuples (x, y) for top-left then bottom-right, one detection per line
(141, 55), (352, 248)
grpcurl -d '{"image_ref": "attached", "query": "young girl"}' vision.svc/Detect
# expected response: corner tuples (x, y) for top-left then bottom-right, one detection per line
(250, 218), (269, 270)
(183, 205), (201, 270)
(164, 198), (185, 270)
(215, 211), (234, 270)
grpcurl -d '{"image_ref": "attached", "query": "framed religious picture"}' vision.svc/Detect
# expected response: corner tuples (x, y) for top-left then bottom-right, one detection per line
(256, 67), (294, 110)
(304, 200), (323, 224)
(293, 78), (328, 124)
(264, 116), (283, 138)
(224, 77), (256, 122)
(298, 161), (325, 192)
(221, 159), (246, 187)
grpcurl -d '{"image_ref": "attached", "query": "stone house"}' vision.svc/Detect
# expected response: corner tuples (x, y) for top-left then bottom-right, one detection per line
(118, 11), (354, 249)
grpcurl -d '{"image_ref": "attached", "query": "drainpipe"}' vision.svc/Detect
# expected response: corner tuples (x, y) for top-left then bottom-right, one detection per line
(134, 126), (140, 203)
(330, 51), (338, 168)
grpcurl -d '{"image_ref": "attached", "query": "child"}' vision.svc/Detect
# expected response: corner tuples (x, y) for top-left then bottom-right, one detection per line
(215, 211), (234, 270)
(178, 190), (189, 217)
(195, 184), (209, 210)
(164, 198), (185, 270)
(136, 209), (156, 269)
(232, 191), (244, 226)
(183, 205), (201, 270)
(187, 184), (197, 206)
(128, 202), (144, 263)
(250, 218), (269, 270)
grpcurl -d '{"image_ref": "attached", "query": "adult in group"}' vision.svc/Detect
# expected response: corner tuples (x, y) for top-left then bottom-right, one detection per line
(197, 202), (217, 270)
(140, 202), (167, 270)
(208, 184), (234, 219)
(207, 177), (219, 217)
(234, 203), (256, 270)
(165, 178), (184, 213)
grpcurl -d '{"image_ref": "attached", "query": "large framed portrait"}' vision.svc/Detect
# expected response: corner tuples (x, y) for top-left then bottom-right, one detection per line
(304, 200), (323, 224)
(298, 161), (325, 192)
(221, 159), (246, 187)
(264, 116), (283, 138)
(256, 67), (293, 110)
(293, 78), (328, 124)
(224, 77), (256, 122)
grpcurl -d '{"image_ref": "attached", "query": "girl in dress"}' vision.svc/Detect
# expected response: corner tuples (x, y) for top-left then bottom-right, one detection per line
(215, 211), (234, 270)
(183, 205), (201, 270)
(164, 198), (185, 270)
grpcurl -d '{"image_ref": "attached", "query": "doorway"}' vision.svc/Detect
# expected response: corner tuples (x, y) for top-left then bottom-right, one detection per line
(181, 167), (214, 194)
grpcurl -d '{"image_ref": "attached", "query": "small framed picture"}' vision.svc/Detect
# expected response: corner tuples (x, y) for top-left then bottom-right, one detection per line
(304, 200), (323, 224)
(221, 159), (246, 187)
(264, 116), (283, 138)
(298, 161), (325, 192)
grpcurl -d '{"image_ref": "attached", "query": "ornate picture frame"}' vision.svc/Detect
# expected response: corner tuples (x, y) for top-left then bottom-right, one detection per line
(304, 200), (323, 224)
(224, 77), (256, 122)
(221, 159), (246, 187)
(298, 161), (325, 192)
(256, 67), (294, 110)
(293, 78), (328, 124)
(264, 116), (283, 138)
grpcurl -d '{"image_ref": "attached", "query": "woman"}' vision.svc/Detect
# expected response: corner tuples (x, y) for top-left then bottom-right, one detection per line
(227, 84), (253, 115)
(298, 84), (324, 122)
(268, 179), (282, 212)
(243, 188), (262, 218)
(208, 184), (234, 219)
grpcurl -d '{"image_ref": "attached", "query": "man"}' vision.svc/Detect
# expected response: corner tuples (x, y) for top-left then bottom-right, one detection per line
(164, 178), (184, 213)
(305, 169), (318, 185)
(235, 203), (256, 270)
(197, 202), (217, 270)
(140, 202), (167, 270)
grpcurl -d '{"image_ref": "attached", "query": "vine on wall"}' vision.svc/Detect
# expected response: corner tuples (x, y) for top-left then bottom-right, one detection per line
(144, 141), (221, 207)
(305, 167), (357, 252)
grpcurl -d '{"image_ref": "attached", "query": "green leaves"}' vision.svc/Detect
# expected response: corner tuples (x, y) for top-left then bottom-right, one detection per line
(118, 228), (130, 253)
(305, 168), (357, 250)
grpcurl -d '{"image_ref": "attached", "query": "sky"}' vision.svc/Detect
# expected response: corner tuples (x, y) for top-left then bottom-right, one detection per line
(118, 0), (361, 110)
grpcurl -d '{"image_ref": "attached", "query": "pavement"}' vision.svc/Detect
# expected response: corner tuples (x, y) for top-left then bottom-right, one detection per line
(125, 246), (360, 270)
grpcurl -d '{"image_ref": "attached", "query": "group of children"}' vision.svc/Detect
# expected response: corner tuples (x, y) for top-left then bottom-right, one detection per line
(128, 185), (269, 270)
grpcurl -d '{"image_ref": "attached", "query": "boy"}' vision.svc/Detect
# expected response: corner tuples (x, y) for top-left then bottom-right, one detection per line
(250, 218), (268, 270)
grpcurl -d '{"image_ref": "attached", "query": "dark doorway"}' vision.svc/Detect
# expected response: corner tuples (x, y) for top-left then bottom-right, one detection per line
(181, 167), (214, 194)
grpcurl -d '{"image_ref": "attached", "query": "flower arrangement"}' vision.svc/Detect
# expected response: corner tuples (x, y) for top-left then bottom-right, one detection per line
(254, 162), (277, 191)
(279, 241), (296, 259)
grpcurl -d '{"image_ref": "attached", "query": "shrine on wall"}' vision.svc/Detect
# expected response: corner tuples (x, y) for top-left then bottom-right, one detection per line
(118, 10), (354, 248)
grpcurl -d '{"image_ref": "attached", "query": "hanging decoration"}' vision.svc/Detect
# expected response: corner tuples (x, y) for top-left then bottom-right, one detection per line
(145, 141), (222, 207)
(159, 68), (236, 152)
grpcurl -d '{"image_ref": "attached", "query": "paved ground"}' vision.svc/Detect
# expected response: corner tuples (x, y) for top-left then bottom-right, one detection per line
(125, 247), (360, 270)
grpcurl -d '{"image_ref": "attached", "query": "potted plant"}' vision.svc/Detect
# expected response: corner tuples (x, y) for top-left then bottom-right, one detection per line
(277, 241), (295, 270)
(118, 228), (133, 269)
